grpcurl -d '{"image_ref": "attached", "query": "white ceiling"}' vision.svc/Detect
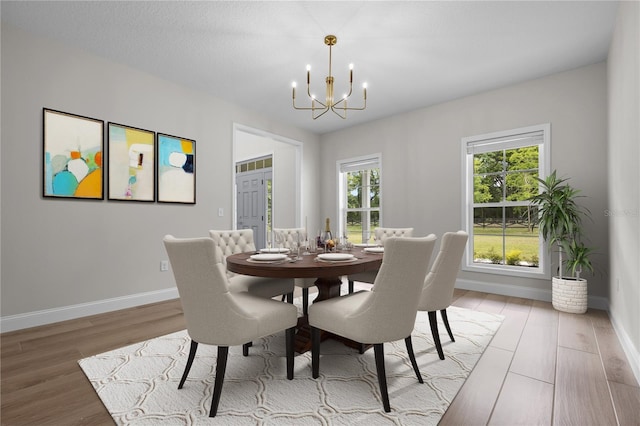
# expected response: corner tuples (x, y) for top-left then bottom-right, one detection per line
(1, 1), (619, 135)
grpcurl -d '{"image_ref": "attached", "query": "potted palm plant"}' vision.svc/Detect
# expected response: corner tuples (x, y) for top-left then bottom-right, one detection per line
(529, 170), (594, 313)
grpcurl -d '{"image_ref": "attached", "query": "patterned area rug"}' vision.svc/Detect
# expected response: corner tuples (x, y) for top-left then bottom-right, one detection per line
(79, 305), (503, 425)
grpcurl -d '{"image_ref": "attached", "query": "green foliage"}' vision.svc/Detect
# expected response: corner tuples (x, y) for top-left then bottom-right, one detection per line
(346, 168), (380, 226)
(486, 247), (502, 264)
(562, 240), (595, 280)
(506, 250), (522, 265)
(528, 170), (594, 279)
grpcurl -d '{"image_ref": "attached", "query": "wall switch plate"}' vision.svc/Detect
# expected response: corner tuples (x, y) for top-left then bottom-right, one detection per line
(160, 260), (169, 272)
(218, 208), (224, 217)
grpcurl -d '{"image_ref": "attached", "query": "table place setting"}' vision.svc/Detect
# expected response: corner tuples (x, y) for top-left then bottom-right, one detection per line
(315, 253), (357, 263)
(248, 253), (289, 263)
(363, 246), (384, 254)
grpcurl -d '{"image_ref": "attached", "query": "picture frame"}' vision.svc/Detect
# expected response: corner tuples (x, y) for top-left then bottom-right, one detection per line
(107, 122), (156, 202)
(43, 108), (104, 199)
(157, 133), (196, 204)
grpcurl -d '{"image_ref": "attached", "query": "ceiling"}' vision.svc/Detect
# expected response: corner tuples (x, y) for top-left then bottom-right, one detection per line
(1, 1), (619, 135)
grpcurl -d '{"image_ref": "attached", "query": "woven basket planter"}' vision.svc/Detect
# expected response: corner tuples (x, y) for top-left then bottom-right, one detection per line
(552, 277), (588, 314)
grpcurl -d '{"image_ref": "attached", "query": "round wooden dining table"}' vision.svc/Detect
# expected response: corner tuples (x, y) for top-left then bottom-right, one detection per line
(226, 249), (383, 353)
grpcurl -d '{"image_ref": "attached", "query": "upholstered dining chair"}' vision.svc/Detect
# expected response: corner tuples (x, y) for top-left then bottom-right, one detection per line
(347, 227), (414, 293)
(209, 229), (294, 303)
(309, 235), (437, 412)
(417, 231), (468, 360)
(163, 235), (298, 417)
(273, 227), (316, 315)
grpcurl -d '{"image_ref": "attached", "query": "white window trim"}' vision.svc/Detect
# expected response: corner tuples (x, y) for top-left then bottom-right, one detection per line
(461, 123), (551, 279)
(336, 153), (382, 239)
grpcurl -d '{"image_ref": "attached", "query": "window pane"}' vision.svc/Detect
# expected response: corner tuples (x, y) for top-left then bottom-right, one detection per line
(474, 151), (504, 174)
(474, 172), (503, 203)
(504, 206), (540, 266)
(347, 171), (364, 209)
(369, 169), (380, 208)
(505, 146), (538, 171)
(344, 210), (380, 244)
(505, 171), (538, 201)
(473, 206), (504, 264)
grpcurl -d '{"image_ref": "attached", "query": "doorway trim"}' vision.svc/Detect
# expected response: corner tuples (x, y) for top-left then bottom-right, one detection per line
(232, 123), (303, 235)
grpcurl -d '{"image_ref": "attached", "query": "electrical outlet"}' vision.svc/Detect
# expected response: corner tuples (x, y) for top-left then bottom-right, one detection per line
(160, 260), (169, 272)
(218, 208), (224, 217)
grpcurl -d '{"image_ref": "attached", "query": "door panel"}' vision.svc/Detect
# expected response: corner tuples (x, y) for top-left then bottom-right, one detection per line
(236, 171), (265, 248)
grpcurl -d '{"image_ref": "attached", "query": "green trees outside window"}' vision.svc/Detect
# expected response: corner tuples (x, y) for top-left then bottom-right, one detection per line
(472, 146), (540, 267)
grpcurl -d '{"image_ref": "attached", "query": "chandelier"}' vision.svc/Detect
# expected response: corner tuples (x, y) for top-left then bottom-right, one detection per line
(292, 35), (367, 120)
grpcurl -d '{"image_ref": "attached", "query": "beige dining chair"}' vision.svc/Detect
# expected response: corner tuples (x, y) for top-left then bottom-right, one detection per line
(347, 227), (414, 293)
(209, 229), (294, 303)
(273, 227), (316, 315)
(163, 235), (298, 417)
(309, 235), (437, 412)
(417, 230), (468, 360)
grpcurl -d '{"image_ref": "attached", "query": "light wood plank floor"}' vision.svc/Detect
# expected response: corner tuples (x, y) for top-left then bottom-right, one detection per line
(1, 288), (638, 425)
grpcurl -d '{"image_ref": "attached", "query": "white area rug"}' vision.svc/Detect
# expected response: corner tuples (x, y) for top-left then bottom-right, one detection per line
(79, 305), (503, 425)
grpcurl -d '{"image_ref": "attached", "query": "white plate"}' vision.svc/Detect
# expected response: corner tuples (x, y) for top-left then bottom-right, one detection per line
(364, 247), (384, 253)
(354, 243), (375, 247)
(250, 253), (288, 261)
(259, 247), (290, 254)
(317, 253), (355, 261)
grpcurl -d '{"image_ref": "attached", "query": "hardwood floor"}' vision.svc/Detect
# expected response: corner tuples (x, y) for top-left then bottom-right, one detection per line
(1, 288), (638, 425)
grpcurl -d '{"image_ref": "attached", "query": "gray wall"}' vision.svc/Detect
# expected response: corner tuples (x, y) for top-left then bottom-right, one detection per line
(320, 62), (609, 302)
(607, 1), (640, 373)
(0, 25), (320, 320)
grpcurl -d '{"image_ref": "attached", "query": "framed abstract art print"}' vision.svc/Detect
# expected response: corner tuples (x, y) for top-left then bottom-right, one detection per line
(157, 133), (196, 204)
(107, 122), (156, 202)
(43, 108), (104, 199)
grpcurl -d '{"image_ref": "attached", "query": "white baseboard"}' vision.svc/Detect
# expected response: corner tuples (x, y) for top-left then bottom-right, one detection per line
(455, 278), (609, 310)
(0, 287), (179, 333)
(609, 310), (640, 386)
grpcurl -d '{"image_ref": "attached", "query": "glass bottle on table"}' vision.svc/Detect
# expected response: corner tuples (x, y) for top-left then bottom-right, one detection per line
(322, 218), (333, 252)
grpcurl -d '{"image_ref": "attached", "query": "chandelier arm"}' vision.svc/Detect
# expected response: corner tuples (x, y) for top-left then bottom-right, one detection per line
(313, 107), (331, 120)
(330, 105), (347, 119)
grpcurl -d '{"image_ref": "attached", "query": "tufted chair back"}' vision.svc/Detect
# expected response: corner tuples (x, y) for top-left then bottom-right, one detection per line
(209, 229), (257, 256)
(374, 227), (414, 245)
(273, 228), (307, 248)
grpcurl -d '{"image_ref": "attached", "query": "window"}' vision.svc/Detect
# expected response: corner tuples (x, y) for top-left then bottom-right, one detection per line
(463, 124), (550, 278)
(337, 155), (381, 244)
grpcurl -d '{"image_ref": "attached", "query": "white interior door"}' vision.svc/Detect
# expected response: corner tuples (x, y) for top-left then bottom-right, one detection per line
(236, 170), (266, 248)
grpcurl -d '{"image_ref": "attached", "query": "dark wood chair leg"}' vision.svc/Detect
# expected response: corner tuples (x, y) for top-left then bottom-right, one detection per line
(404, 336), (423, 383)
(429, 311), (445, 360)
(209, 346), (229, 417)
(441, 309), (455, 342)
(242, 342), (252, 356)
(286, 327), (295, 380)
(281, 295), (286, 302)
(311, 326), (321, 379)
(178, 340), (198, 389)
(348, 279), (354, 294)
(286, 292), (294, 304)
(302, 288), (309, 316)
(373, 343), (391, 412)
